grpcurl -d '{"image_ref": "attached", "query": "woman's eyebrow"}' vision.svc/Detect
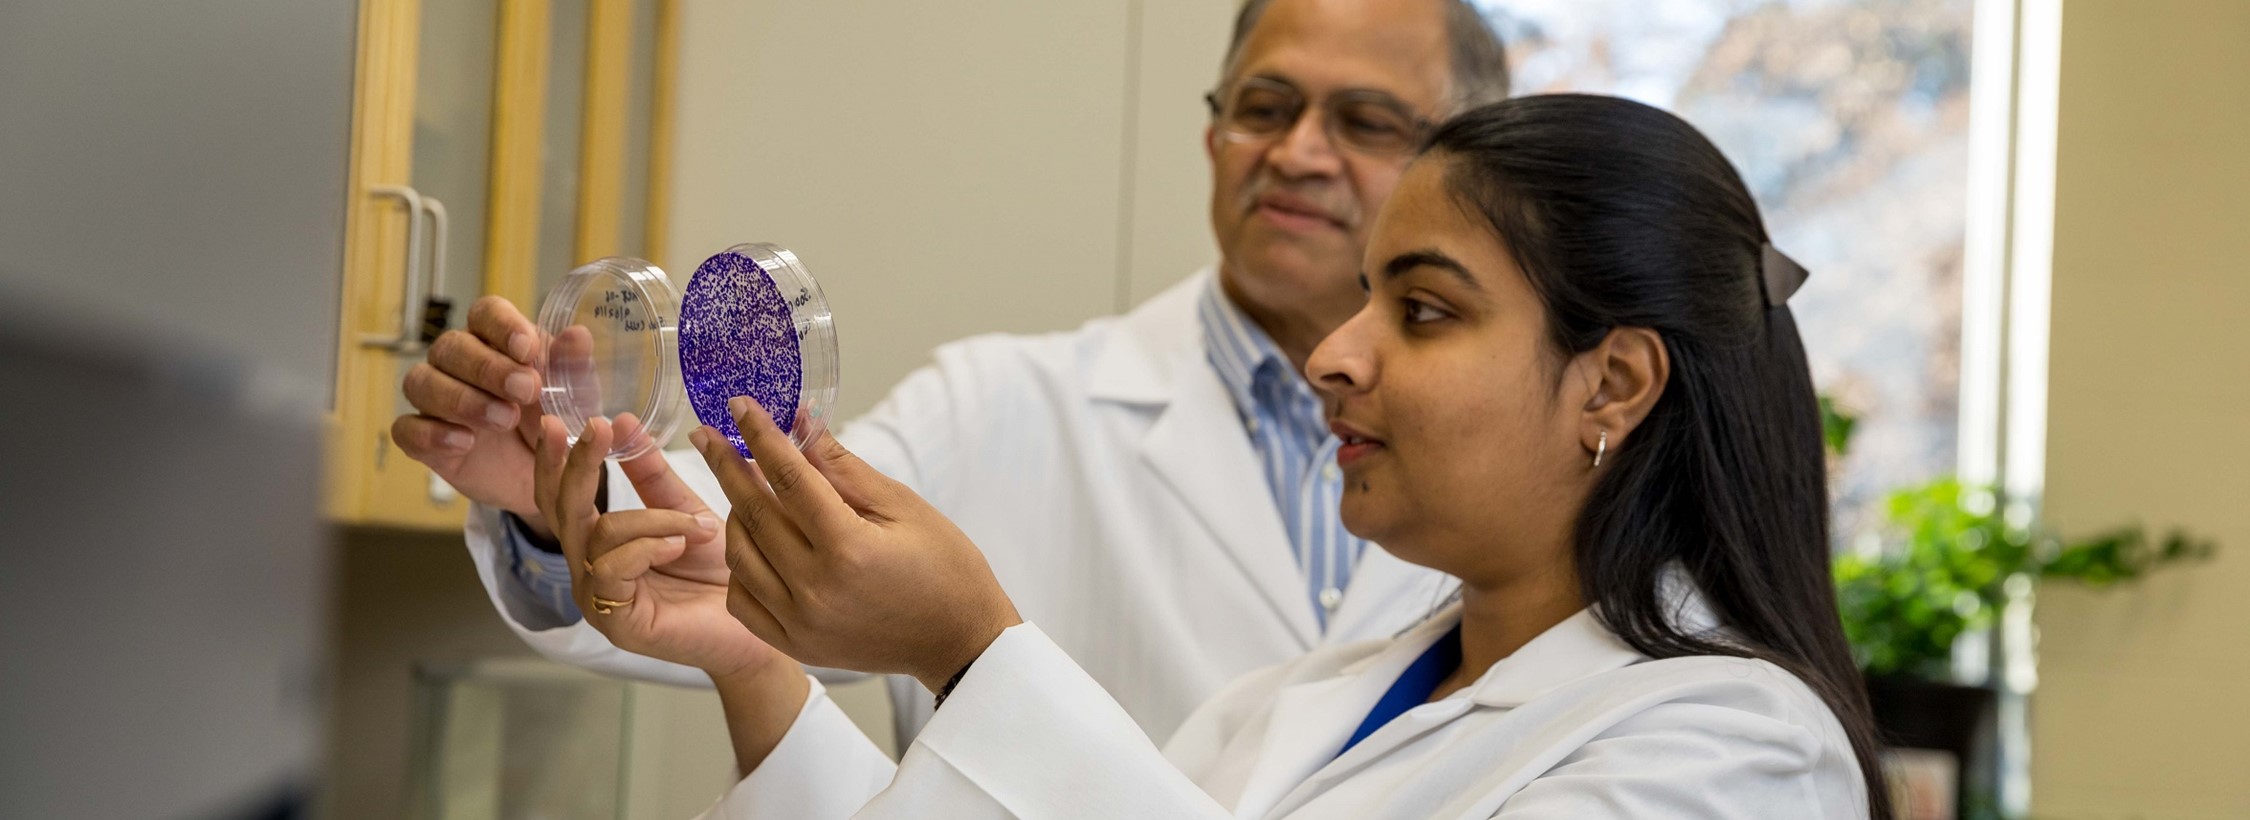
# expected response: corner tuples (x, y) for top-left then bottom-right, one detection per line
(1381, 249), (1482, 291)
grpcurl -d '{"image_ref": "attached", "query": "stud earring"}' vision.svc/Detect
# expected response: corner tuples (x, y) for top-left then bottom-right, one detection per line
(1592, 430), (1607, 468)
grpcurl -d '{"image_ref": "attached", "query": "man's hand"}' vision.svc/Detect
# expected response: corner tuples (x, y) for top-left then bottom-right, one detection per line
(393, 296), (549, 532)
(536, 414), (785, 680)
(692, 396), (1022, 693)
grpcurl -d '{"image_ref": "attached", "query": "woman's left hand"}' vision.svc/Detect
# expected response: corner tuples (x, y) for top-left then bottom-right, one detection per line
(691, 395), (1023, 693)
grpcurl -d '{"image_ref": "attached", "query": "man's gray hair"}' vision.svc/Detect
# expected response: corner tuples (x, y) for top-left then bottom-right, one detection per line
(1218, 0), (1511, 113)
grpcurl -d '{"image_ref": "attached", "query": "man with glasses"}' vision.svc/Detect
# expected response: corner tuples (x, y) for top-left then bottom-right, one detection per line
(402, 0), (1510, 751)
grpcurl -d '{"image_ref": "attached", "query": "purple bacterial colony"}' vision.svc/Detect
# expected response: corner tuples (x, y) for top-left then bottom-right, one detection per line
(679, 250), (804, 459)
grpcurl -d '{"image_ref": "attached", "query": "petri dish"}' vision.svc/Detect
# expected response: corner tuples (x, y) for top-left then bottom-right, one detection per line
(678, 243), (838, 459)
(536, 245), (836, 461)
(536, 257), (685, 461)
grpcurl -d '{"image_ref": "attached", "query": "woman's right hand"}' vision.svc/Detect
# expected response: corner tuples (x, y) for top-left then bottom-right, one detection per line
(534, 414), (790, 681)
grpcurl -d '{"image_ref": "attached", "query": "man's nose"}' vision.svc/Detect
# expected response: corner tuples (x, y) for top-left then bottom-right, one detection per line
(1264, 107), (1345, 179)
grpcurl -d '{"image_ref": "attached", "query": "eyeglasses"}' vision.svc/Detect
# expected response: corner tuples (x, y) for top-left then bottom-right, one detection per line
(1204, 77), (1433, 157)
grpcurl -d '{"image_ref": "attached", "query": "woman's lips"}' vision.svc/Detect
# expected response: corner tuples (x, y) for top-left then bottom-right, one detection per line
(1336, 438), (1384, 467)
(1330, 420), (1385, 468)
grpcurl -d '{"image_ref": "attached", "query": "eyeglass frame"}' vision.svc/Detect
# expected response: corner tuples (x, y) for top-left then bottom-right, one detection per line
(1202, 76), (1438, 157)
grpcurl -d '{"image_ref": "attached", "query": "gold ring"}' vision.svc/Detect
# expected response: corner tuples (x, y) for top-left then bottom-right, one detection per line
(590, 594), (634, 614)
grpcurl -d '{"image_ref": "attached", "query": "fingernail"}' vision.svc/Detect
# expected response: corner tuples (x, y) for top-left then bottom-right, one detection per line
(504, 370), (537, 404)
(508, 332), (535, 363)
(485, 403), (515, 429)
(441, 430), (474, 452)
(695, 513), (721, 533)
(664, 535), (687, 549)
(689, 427), (709, 449)
(728, 396), (752, 418)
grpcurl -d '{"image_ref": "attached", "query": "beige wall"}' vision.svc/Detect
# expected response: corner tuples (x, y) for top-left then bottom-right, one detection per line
(663, 0), (1233, 422)
(2032, 1), (2250, 817)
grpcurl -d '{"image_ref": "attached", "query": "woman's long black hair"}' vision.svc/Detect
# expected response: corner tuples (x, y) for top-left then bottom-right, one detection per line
(1426, 94), (1890, 817)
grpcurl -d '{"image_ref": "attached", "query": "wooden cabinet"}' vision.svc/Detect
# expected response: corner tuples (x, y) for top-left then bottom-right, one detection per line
(329, 0), (677, 529)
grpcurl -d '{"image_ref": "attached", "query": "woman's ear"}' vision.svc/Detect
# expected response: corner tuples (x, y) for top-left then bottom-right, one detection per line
(1579, 327), (1669, 455)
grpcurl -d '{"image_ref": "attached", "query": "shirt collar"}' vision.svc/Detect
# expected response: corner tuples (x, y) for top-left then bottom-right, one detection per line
(1198, 276), (1322, 428)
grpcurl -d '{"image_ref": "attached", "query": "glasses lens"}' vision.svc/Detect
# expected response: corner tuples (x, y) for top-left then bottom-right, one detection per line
(1223, 84), (1300, 139)
(1331, 97), (1419, 155)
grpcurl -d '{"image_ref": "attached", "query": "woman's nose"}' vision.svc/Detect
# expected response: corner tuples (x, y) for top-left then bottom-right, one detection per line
(1306, 308), (1377, 398)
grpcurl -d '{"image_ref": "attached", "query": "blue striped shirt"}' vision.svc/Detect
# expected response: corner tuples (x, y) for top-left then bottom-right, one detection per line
(1197, 277), (1369, 631)
(503, 512), (583, 623)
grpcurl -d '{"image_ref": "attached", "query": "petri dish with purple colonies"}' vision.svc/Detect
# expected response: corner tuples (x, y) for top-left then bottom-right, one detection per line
(535, 243), (837, 461)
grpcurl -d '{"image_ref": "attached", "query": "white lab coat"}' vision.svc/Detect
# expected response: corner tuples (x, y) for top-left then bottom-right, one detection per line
(464, 269), (1457, 743)
(699, 591), (1870, 819)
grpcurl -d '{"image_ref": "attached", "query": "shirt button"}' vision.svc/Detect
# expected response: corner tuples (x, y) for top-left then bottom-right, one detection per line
(1246, 418), (1261, 434)
(1320, 587), (1344, 612)
(1321, 464), (1340, 482)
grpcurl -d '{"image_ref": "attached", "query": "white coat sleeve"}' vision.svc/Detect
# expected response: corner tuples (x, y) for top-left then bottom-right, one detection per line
(1490, 686), (1870, 819)
(826, 355), (962, 501)
(865, 623), (1237, 818)
(693, 676), (899, 819)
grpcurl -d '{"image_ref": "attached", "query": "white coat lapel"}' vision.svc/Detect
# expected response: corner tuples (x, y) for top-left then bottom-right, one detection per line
(1237, 615), (1463, 817)
(1090, 270), (1318, 649)
(1137, 353), (1318, 648)
(1227, 673), (1371, 817)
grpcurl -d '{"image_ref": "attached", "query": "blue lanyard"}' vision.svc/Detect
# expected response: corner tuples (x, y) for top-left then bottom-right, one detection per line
(1336, 625), (1463, 759)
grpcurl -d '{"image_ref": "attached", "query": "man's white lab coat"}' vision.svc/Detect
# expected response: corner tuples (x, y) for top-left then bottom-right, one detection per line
(697, 592), (1871, 818)
(464, 270), (1457, 742)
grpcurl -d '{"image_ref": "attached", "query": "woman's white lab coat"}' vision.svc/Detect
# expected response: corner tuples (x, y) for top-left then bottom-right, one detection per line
(699, 590), (1869, 819)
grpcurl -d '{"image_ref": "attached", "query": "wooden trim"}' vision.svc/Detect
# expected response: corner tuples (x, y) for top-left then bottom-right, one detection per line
(485, 0), (553, 307)
(576, 0), (634, 263)
(644, 0), (679, 268)
(328, 0), (423, 522)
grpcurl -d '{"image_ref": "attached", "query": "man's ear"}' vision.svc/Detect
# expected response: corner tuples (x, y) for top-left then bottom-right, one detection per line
(1578, 327), (1668, 455)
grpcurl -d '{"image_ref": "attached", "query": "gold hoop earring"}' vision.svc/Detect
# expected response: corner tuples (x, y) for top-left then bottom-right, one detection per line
(1593, 430), (1607, 468)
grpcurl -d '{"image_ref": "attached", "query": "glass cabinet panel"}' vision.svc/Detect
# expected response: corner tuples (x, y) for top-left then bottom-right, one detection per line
(615, 0), (662, 262)
(408, 659), (632, 820)
(395, 0), (503, 420)
(537, 0), (591, 297)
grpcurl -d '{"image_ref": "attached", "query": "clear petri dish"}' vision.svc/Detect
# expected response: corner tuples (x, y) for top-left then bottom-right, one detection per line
(678, 243), (838, 459)
(535, 257), (685, 461)
(535, 244), (837, 462)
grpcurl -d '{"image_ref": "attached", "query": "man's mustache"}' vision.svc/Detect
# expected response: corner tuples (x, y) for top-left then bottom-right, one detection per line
(1238, 175), (1360, 229)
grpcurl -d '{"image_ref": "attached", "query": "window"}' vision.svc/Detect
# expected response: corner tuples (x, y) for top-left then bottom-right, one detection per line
(1480, 0), (1978, 543)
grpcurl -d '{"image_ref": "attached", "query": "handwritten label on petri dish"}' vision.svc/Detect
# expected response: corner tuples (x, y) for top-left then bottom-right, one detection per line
(593, 289), (647, 331)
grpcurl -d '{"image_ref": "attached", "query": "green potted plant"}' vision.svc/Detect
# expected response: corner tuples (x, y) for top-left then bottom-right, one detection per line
(1820, 399), (2214, 819)
(1834, 478), (2215, 682)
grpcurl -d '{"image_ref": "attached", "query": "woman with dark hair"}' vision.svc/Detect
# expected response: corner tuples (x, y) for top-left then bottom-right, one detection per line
(540, 93), (1887, 818)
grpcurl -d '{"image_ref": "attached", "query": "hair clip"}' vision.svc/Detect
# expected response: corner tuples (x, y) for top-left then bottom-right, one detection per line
(1761, 244), (1810, 308)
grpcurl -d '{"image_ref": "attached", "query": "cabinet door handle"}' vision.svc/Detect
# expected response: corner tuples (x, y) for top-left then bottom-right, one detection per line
(417, 196), (454, 346)
(360, 184), (426, 352)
